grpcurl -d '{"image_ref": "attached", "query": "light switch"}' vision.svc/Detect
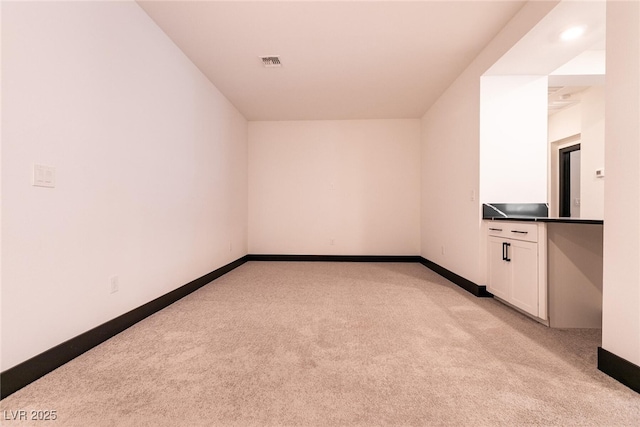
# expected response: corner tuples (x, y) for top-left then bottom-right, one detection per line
(33, 164), (56, 188)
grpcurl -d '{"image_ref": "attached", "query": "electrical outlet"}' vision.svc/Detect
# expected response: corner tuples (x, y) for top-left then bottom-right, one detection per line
(330, 238), (335, 246)
(441, 246), (445, 255)
(110, 275), (119, 294)
(229, 242), (232, 252)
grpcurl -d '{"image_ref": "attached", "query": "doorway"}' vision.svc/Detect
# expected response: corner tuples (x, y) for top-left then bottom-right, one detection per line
(559, 144), (581, 217)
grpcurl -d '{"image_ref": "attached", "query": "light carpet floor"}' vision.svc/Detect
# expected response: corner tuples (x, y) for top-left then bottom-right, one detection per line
(1, 262), (639, 426)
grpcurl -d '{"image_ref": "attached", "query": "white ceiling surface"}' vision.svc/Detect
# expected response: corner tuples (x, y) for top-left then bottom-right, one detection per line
(486, 0), (606, 77)
(137, 1), (526, 121)
(482, 1), (606, 116)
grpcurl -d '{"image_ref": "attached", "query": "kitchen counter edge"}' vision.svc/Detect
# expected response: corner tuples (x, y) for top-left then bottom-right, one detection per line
(483, 217), (603, 225)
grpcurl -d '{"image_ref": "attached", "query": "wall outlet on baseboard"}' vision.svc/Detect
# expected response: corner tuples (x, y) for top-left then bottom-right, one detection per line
(110, 275), (119, 294)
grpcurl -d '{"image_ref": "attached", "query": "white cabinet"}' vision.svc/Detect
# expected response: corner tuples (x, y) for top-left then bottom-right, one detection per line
(486, 221), (546, 320)
(487, 237), (510, 300)
(509, 239), (538, 315)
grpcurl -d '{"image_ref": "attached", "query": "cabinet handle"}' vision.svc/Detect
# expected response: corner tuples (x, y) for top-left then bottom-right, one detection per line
(502, 242), (511, 262)
(511, 230), (528, 234)
(489, 228), (503, 231)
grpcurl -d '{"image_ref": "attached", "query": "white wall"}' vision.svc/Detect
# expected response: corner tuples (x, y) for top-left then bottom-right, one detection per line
(0, 0), (4, 369)
(602, 0), (640, 367)
(421, 1), (559, 283)
(548, 105), (581, 217)
(480, 75), (549, 203)
(548, 86), (605, 219)
(248, 120), (420, 255)
(580, 86), (605, 219)
(548, 104), (581, 143)
(1, 1), (248, 370)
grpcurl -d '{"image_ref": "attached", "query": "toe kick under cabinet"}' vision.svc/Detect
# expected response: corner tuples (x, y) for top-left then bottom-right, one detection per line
(486, 221), (548, 323)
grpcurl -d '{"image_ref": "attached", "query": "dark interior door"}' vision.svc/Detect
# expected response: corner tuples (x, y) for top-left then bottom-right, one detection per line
(559, 144), (581, 217)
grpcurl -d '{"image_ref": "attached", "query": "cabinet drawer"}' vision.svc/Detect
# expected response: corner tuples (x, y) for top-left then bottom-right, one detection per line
(487, 222), (538, 242)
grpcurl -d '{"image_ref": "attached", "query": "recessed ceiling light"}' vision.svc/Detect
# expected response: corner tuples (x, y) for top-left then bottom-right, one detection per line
(560, 26), (586, 42)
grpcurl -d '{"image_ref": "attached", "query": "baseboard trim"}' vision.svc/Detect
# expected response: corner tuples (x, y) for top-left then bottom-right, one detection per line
(246, 254), (490, 298)
(598, 347), (640, 394)
(0, 256), (249, 400)
(246, 254), (421, 263)
(419, 257), (492, 298)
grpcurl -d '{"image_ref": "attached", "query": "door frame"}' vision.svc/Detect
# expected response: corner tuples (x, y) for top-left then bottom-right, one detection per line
(559, 143), (581, 217)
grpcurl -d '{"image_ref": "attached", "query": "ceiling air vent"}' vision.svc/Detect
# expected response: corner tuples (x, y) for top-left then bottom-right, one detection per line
(260, 56), (282, 68)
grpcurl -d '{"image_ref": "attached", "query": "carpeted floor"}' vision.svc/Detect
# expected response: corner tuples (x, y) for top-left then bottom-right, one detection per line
(1, 262), (639, 426)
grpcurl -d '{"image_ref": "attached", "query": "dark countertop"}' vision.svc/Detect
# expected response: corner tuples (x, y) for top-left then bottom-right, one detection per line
(483, 217), (603, 225)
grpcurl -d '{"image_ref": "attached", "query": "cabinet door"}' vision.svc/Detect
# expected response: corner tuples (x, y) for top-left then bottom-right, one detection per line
(510, 240), (539, 317)
(487, 237), (510, 300)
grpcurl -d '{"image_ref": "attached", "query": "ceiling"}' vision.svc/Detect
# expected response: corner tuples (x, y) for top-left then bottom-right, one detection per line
(486, 0), (606, 76)
(484, 0), (606, 116)
(137, 0), (526, 121)
(548, 85), (588, 115)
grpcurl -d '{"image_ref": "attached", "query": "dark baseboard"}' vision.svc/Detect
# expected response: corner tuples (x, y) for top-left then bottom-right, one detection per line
(419, 257), (492, 298)
(0, 256), (249, 400)
(247, 254), (490, 298)
(246, 254), (421, 263)
(598, 347), (640, 394)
